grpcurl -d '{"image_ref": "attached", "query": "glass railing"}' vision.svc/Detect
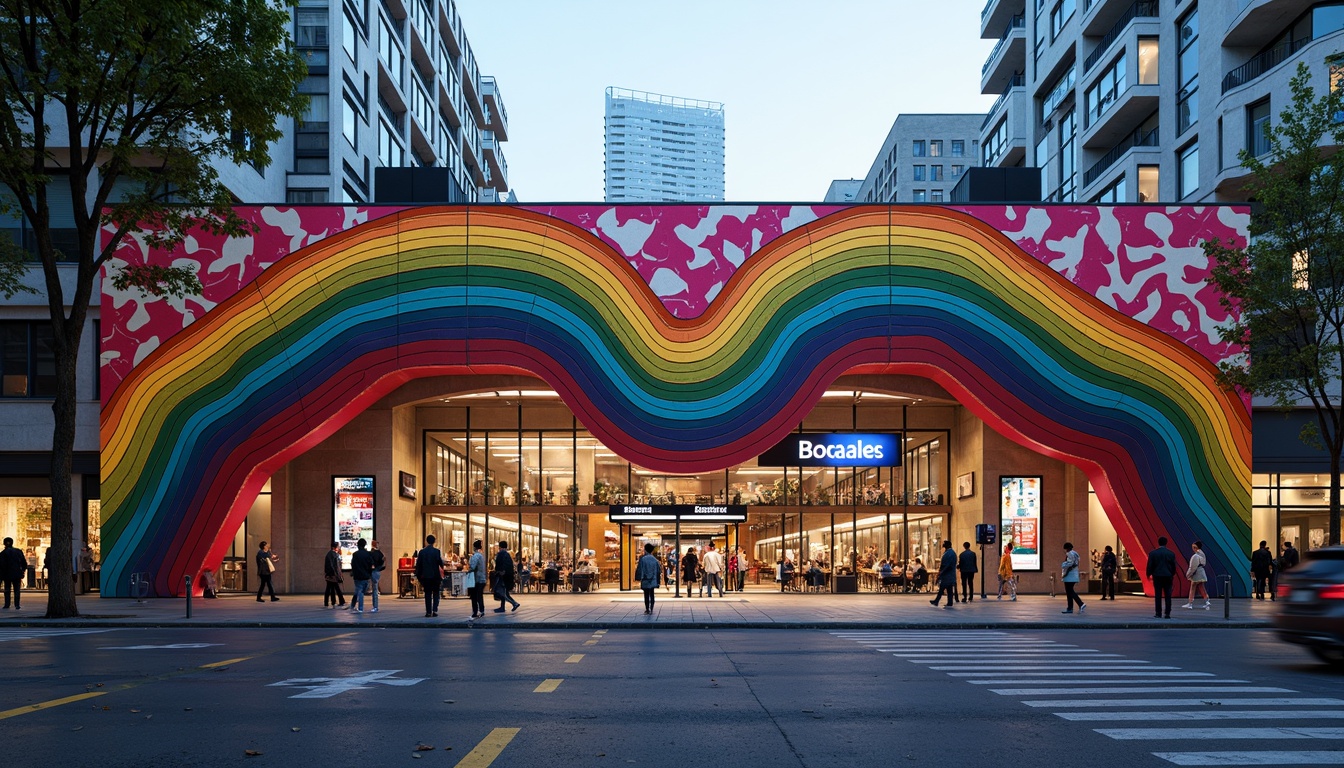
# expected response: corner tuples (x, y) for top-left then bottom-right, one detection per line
(982, 14), (1026, 75)
(1221, 36), (1310, 93)
(1083, 0), (1158, 73)
(1083, 125), (1159, 187)
(982, 73), (1025, 129)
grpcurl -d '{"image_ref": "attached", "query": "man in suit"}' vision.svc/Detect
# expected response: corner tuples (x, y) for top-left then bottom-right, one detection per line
(1250, 540), (1275, 601)
(930, 540), (958, 609)
(255, 540), (279, 603)
(369, 539), (386, 613)
(415, 534), (444, 617)
(1146, 536), (1178, 619)
(0, 537), (26, 609)
(957, 541), (978, 602)
(492, 541), (521, 612)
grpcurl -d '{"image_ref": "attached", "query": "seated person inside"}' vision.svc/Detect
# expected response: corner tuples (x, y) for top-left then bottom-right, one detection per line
(779, 557), (797, 590)
(806, 560), (825, 588)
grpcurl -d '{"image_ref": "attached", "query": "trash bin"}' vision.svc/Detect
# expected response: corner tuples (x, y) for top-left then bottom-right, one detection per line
(834, 574), (858, 593)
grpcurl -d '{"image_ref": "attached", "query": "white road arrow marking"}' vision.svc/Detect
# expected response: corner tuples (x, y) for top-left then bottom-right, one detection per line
(100, 643), (224, 650)
(268, 669), (426, 699)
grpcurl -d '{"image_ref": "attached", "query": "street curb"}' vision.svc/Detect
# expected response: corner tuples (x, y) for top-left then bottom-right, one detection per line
(0, 619), (1271, 630)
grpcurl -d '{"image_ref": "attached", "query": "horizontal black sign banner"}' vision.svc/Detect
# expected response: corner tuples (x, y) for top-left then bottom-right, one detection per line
(608, 504), (747, 522)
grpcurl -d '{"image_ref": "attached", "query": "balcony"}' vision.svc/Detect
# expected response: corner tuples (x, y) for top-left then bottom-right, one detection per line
(982, 73), (1024, 130)
(1081, 0), (1137, 35)
(480, 76), (509, 141)
(1222, 36), (1311, 93)
(1082, 123), (1158, 188)
(980, 87), (1029, 168)
(1225, 0), (1315, 48)
(1083, 0), (1158, 74)
(981, 0), (1024, 40)
(481, 132), (508, 192)
(1082, 82), (1160, 148)
(981, 14), (1026, 93)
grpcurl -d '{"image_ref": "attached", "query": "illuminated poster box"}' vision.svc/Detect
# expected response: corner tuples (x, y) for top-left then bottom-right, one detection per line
(1000, 475), (1041, 572)
(333, 476), (375, 570)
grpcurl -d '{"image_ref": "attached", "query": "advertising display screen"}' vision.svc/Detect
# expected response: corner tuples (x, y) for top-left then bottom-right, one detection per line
(333, 476), (375, 570)
(1000, 476), (1041, 571)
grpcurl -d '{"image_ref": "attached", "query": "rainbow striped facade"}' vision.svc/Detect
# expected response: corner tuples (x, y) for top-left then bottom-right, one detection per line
(100, 205), (1251, 597)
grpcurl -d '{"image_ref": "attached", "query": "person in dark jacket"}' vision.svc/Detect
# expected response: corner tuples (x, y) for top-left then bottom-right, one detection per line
(415, 535), (444, 617)
(634, 542), (662, 614)
(255, 541), (279, 603)
(349, 539), (374, 614)
(369, 540), (386, 613)
(1099, 545), (1118, 600)
(323, 541), (345, 609)
(492, 541), (520, 612)
(0, 537), (26, 609)
(682, 546), (700, 598)
(1146, 536), (1178, 619)
(1250, 540), (1275, 600)
(930, 540), (958, 609)
(957, 542), (978, 602)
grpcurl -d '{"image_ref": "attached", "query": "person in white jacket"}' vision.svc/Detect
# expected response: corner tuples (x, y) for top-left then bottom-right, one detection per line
(1183, 540), (1210, 609)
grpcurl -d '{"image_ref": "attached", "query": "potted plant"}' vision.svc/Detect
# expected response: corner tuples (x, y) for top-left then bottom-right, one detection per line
(565, 484), (580, 506)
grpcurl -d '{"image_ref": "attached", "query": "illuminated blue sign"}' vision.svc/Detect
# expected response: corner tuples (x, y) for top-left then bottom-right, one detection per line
(757, 433), (902, 467)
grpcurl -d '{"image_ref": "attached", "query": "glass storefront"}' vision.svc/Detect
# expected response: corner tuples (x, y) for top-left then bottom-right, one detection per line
(1254, 473), (1337, 553)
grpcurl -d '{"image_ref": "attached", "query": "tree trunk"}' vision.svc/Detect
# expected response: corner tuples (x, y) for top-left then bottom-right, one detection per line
(45, 324), (81, 618)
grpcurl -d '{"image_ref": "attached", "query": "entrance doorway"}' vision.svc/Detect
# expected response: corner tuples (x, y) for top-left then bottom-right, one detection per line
(620, 522), (742, 593)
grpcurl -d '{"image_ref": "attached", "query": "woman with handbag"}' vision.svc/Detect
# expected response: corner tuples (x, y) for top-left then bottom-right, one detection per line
(1184, 540), (1210, 610)
(467, 539), (487, 619)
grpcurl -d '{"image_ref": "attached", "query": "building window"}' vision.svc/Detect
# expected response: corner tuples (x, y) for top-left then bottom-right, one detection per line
(343, 9), (359, 65)
(296, 9), (329, 48)
(1050, 0), (1076, 41)
(913, 165), (926, 181)
(912, 140), (926, 157)
(1177, 6), (1198, 134)
(929, 140), (943, 157)
(377, 117), (404, 167)
(1056, 109), (1077, 202)
(1137, 165), (1159, 202)
(930, 165), (944, 181)
(1138, 37), (1159, 85)
(343, 93), (360, 148)
(951, 140), (965, 157)
(912, 190), (928, 202)
(287, 189), (330, 203)
(1, 321), (56, 398)
(952, 165), (964, 179)
(983, 119), (1009, 165)
(1085, 54), (1127, 128)
(1178, 142), (1199, 199)
(1092, 175), (1127, 203)
(930, 190), (944, 203)
(1248, 99), (1271, 158)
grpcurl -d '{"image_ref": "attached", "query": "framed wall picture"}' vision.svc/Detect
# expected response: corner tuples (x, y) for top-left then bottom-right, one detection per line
(398, 471), (417, 500)
(956, 472), (975, 499)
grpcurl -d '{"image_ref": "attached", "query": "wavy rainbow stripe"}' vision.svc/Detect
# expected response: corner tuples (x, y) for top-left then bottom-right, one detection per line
(100, 206), (1250, 597)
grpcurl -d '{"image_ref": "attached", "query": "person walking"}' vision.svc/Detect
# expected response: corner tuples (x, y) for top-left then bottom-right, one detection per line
(725, 547), (739, 593)
(1099, 545), (1118, 600)
(957, 541), (978, 602)
(702, 542), (725, 597)
(681, 546), (700, 598)
(930, 540), (958, 609)
(323, 541), (345, 608)
(1147, 536), (1177, 619)
(78, 544), (95, 592)
(0, 537), (26, 609)
(1250, 540), (1275, 601)
(369, 539), (385, 613)
(996, 543), (1016, 601)
(492, 541), (521, 612)
(256, 540), (280, 603)
(1183, 540), (1210, 610)
(467, 539), (487, 619)
(635, 542), (662, 614)
(736, 547), (749, 592)
(1060, 542), (1085, 614)
(415, 534), (444, 617)
(349, 538), (374, 614)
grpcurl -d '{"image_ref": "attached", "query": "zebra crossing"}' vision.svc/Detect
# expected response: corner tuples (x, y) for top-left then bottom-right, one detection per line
(832, 630), (1344, 767)
(0, 628), (114, 643)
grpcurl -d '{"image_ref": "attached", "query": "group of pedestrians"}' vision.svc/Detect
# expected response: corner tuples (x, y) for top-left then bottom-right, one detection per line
(411, 535), (520, 619)
(930, 540), (988, 608)
(317, 539), (386, 612)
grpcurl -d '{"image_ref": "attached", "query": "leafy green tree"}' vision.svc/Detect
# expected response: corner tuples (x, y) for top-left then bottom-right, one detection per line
(0, 0), (307, 617)
(1205, 63), (1344, 548)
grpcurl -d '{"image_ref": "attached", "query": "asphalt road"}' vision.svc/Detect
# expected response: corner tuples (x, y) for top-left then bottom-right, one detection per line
(1, 626), (1341, 767)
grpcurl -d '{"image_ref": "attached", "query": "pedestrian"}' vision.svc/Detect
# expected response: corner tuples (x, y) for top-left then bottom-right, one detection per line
(25, 548), (36, 589)
(467, 539), (487, 619)
(78, 544), (95, 592)
(0, 537), (26, 609)
(1183, 540), (1210, 610)
(348, 539), (374, 614)
(1147, 536), (1177, 619)
(323, 541), (345, 608)
(726, 546), (739, 592)
(930, 540), (957, 608)
(1060, 542), (1085, 614)
(702, 542), (725, 597)
(996, 543), (1016, 601)
(415, 534), (445, 617)
(635, 542), (662, 614)
(1099, 545), (1118, 600)
(664, 548), (677, 593)
(1281, 540), (1300, 572)
(200, 568), (219, 598)
(369, 539), (385, 613)
(681, 546), (699, 598)
(1250, 540), (1275, 601)
(492, 541), (521, 612)
(256, 540), (279, 603)
(736, 547), (749, 591)
(958, 541), (978, 602)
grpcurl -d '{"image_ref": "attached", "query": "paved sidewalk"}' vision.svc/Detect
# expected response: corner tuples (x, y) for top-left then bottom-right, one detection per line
(0, 587), (1276, 629)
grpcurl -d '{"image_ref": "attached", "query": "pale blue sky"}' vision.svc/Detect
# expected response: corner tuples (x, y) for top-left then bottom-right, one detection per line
(455, 0), (997, 202)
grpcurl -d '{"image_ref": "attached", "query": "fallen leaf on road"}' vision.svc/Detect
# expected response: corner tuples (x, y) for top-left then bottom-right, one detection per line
(291, 727), (300, 732)
(72, 726), (83, 731)
(245, 750), (263, 757)
(412, 755), (421, 760)
(130, 709), (141, 713)
(183, 708), (192, 712)
(414, 744), (434, 751)
(95, 683), (104, 688)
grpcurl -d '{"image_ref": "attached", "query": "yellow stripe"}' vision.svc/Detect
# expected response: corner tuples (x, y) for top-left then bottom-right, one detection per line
(565, 654), (584, 663)
(296, 632), (356, 646)
(583, 639), (598, 646)
(200, 657), (252, 669)
(594, 630), (607, 635)
(0, 691), (105, 720)
(452, 727), (520, 768)
(533, 679), (563, 693)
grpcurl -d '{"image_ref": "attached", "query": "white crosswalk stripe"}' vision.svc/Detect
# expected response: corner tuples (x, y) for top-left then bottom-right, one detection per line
(0, 628), (114, 642)
(832, 629), (1343, 766)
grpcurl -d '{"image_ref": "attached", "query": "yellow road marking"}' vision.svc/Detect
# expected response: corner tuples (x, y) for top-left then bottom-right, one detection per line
(594, 630), (608, 635)
(0, 691), (106, 720)
(453, 727), (520, 767)
(583, 639), (598, 646)
(565, 654), (584, 663)
(533, 679), (563, 693)
(200, 657), (252, 669)
(296, 632), (356, 646)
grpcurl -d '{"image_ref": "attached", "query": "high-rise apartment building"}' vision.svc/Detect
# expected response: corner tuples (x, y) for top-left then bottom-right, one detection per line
(855, 114), (984, 203)
(978, 0), (1344, 203)
(604, 88), (725, 202)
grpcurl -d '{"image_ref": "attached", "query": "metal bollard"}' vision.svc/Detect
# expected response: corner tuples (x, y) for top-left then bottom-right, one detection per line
(1220, 574), (1232, 620)
(1049, 573), (1057, 598)
(184, 574), (192, 619)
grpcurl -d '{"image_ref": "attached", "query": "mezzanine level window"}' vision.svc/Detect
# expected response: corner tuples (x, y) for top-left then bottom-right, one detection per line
(0, 321), (55, 398)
